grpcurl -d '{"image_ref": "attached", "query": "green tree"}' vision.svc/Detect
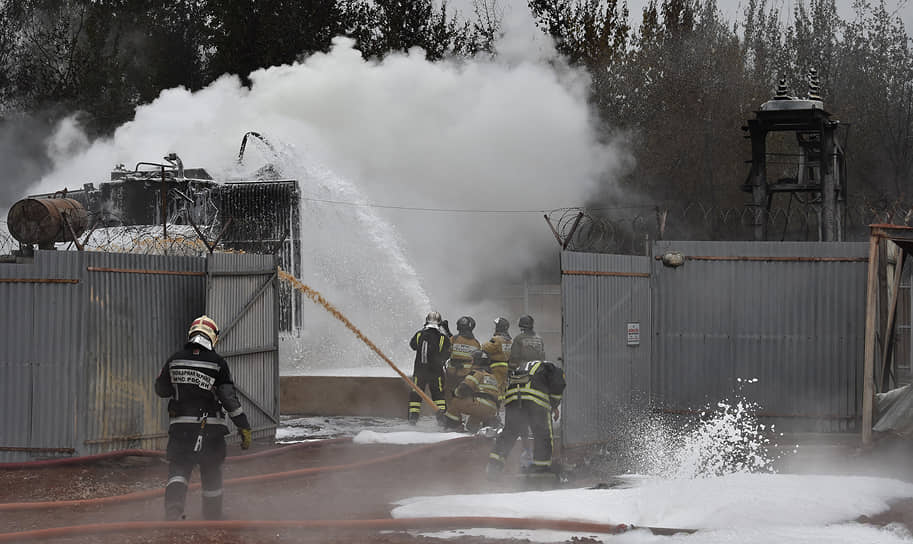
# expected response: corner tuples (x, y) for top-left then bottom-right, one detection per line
(203, 0), (344, 84)
(342, 0), (483, 60)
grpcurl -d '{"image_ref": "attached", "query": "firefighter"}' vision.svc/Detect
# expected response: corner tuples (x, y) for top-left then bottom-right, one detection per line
(155, 315), (252, 521)
(481, 317), (512, 393)
(487, 359), (566, 475)
(508, 314), (545, 370)
(407, 311), (451, 424)
(438, 350), (501, 432)
(446, 316), (481, 404)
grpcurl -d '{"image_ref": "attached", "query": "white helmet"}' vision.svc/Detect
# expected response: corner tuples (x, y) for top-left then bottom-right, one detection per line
(188, 314), (219, 350)
(425, 311), (442, 326)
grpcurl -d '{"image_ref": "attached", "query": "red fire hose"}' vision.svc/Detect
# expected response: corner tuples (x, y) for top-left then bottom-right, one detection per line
(0, 517), (646, 542)
(0, 436), (475, 512)
(0, 437), (353, 470)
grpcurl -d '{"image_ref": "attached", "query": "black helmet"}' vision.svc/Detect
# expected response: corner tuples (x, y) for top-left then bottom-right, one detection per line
(457, 316), (475, 334)
(493, 317), (509, 333)
(471, 349), (491, 367)
(518, 315), (534, 331)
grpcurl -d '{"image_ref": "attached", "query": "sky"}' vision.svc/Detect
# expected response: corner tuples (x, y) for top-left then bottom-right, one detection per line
(624, 0), (913, 31)
(463, 0), (913, 32)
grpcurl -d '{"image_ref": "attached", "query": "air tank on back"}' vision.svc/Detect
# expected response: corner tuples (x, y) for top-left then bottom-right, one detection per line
(7, 197), (88, 249)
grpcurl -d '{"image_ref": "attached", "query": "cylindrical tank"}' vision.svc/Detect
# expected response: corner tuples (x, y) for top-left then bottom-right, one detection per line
(7, 198), (88, 246)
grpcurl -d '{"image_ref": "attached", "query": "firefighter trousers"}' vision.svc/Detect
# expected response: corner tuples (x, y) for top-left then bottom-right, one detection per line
(489, 400), (553, 470)
(164, 426), (228, 520)
(445, 396), (498, 432)
(408, 367), (447, 419)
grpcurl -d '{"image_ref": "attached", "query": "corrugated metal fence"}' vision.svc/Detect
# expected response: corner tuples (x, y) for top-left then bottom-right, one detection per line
(561, 252), (652, 445)
(562, 241), (869, 446)
(0, 250), (278, 462)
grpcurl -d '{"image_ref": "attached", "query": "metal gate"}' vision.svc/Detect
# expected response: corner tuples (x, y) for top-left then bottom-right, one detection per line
(561, 251), (652, 445)
(561, 241), (868, 446)
(205, 253), (280, 440)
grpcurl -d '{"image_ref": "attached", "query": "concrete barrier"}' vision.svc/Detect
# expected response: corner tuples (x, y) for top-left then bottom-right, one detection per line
(280, 376), (437, 417)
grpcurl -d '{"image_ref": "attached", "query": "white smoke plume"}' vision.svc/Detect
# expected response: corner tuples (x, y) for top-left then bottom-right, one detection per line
(25, 21), (629, 372)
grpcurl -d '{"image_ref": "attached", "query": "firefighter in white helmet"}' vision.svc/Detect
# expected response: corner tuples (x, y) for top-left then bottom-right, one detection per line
(155, 315), (252, 521)
(407, 311), (451, 423)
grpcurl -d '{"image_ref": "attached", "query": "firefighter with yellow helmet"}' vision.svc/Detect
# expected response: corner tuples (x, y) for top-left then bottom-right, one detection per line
(155, 315), (252, 521)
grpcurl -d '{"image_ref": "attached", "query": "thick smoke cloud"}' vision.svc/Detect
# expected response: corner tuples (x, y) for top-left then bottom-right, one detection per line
(0, 114), (57, 209)
(28, 22), (628, 370)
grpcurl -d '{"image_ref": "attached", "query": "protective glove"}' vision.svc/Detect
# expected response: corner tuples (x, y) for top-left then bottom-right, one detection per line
(239, 428), (252, 450)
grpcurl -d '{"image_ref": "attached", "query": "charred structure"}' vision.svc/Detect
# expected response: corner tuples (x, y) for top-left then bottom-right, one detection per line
(27, 155), (302, 331)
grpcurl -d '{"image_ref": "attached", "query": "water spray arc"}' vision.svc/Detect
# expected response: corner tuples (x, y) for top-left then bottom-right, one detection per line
(278, 269), (439, 412)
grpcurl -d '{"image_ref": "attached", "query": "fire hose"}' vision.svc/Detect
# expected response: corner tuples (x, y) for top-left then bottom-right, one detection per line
(279, 270), (441, 411)
(0, 435), (699, 541)
(0, 437), (353, 470)
(0, 436), (475, 512)
(0, 517), (688, 542)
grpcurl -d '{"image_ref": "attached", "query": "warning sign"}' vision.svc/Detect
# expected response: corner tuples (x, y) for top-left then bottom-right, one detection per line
(626, 322), (640, 346)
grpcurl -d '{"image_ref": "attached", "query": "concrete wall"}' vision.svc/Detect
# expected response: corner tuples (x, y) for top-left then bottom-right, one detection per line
(280, 376), (437, 418)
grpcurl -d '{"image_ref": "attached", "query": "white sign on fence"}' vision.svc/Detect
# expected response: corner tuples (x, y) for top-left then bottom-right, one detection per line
(626, 322), (640, 346)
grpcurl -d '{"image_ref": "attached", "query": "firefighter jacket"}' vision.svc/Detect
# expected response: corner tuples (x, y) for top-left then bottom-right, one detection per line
(504, 360), (566, 410)
(450, 334), (481, 370)
(482, 333), (512, 392)
(454, 368), (501, 412)
(155, 343), (251, 433)
(410, 325), (451, 372)
(508, 331), (545, 370)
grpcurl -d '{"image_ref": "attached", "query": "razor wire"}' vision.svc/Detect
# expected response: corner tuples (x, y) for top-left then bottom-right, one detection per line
(2, 198), (911, 257)
(547, 199), (913, 254)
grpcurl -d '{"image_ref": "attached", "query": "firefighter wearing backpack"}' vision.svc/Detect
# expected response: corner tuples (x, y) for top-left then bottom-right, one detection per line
(487, 360), (566, 475)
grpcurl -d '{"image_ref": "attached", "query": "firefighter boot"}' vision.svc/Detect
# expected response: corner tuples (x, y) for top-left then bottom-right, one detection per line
(202, 491), (223, 520)
(164, 480), (188, 521)
(436, 409), (463, 431)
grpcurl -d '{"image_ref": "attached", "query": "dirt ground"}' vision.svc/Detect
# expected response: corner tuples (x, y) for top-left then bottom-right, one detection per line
(0, 434), (597, 543)
(3, 432), (913, 543)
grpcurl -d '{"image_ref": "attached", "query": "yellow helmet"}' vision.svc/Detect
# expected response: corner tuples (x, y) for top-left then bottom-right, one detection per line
(188, 314), (219, 346)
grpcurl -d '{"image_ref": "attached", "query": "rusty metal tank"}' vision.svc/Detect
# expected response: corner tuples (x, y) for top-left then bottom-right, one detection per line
(7, 197), (88, 247)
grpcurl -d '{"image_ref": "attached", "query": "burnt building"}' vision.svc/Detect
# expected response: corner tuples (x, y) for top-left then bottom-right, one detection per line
(29, 154), (302, 331)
